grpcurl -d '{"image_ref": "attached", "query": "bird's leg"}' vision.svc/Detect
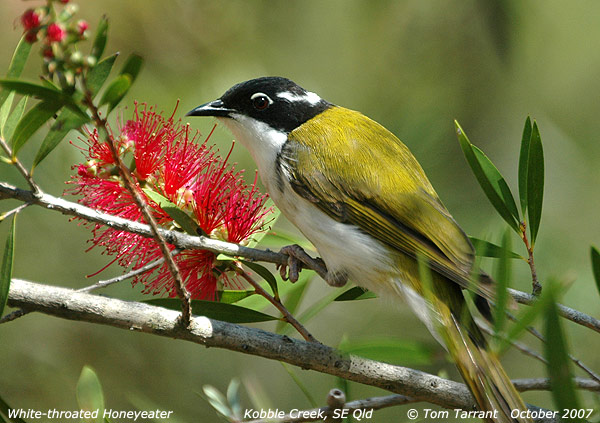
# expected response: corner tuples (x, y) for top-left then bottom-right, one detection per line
(278, 244), (348, 287)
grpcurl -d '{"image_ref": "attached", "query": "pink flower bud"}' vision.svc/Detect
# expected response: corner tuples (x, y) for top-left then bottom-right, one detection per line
(46, 23), (66, 42)
(21, 9), (41, 30)
(77, 20), (89, 36)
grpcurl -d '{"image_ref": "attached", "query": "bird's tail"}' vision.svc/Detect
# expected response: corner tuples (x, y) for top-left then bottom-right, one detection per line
(426, 281), (532, 423)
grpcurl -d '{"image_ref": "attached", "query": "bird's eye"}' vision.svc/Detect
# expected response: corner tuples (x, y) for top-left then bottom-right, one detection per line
(251, 92), (272, 110)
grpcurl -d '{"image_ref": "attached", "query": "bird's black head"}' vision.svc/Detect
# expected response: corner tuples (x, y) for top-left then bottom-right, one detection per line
(186, 77), (331, 133)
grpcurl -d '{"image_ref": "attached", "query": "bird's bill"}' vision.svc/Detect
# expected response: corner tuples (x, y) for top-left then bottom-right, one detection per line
(185, 99), (234, 117)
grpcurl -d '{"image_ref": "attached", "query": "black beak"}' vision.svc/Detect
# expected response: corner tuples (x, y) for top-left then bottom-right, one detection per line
(185, 99), (234, 117)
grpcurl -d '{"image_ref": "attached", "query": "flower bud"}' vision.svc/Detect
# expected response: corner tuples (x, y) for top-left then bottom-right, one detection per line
(70, 50), (84, 65)
(24, 29), (39, 44)
(47, 23), (66, 42)
(77, 20), (89, 36)
(21, 9), (41, 30)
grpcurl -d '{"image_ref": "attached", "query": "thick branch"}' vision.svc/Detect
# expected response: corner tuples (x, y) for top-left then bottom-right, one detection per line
(2, 181), (599, 334)
(7, 279), (599, 417)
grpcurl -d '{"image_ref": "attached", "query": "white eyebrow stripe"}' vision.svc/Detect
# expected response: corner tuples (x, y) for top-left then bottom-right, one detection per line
(277, 91), (322, 105)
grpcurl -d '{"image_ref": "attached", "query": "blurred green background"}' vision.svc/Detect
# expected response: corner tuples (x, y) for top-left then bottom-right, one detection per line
(1, 0), (599, 421)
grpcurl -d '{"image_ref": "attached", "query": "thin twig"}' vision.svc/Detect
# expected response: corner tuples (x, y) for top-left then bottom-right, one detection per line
(0, 136), (41, 196)
(77, 249), (181, 293)
(519, 222), (541, 296)
(233, 262), (317, 343)
(0, 202), (31, 222)
(505, 311), (600, 384)
(2, 182), (599, 335)
(81, 88), (192, 326)
(0, 308), (30, 324)
(477, 319), (547, 365)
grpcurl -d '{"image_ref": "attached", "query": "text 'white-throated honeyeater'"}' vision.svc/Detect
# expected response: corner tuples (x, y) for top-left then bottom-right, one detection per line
(187, 77), (531, 423)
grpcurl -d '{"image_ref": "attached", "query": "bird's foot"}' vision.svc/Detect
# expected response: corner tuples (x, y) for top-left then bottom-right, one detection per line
(278, 244), (325, 282)
(277, 244), (348, 287)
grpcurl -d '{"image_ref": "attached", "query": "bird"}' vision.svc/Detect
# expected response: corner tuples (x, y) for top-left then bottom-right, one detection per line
(187, 76), (531, 422)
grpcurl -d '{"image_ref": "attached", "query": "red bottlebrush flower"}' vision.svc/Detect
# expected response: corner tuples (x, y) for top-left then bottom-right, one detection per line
(77, 20), (89, 36)
(60, 0), (70, 3)
(47, 23), (66, 42)
(21, 9), (41, 30)
(67, 102), (272, 300)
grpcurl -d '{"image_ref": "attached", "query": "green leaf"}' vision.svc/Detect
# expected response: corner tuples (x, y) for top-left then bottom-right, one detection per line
(334, 286), (377, 301)
(11, 100), (63, 157)
(226, 379), (242, 420)
(202, 385), (232, 419)
(2, 95), (27, 142)
(98, 75), (131, 114)
(76, 366), (104, 422)
(218, 289), (255, 304)
(0, 35), (32, 109)
(493, 230), (511, 338)
(591, 246), (600, 297)
(518, 116), (533, 215)
(469, 237), (524, 260)
(338, 337), (434, 366)
(120, 53), (144, 82)
(0, 216), (16, 318)
(0, 80), (88, 119)
(0, 92), (14, 134)
(527, 121), (544, 246)
(455, 121), (520, 232)
(280, 363), (318, 408)
(86, 53), (118, 97)
(544, 293), (581, 416)
(91, 16), (109, 60)
(242, 261), (279, 299)
(146, 299), (278, 323)
(33, 108), (90, 168)
(142, 189), (199, 235)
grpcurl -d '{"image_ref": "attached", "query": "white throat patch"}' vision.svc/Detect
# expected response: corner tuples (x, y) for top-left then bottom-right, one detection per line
(277, 90), (322, 106)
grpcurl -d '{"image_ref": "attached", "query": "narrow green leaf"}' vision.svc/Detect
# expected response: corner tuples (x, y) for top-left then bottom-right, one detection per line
(544, 293), (581, 415)
(0, 80), (88, 119)
(0, 216), (16, 318)
(226, 379), (242, 420)
(76, 366), (104, 422)
(493, 230), (511, 338)
(469, 237), (524, 260)
(242, 261), (278, 298)
(0, 35), (32, 109)
(218, 289), (255, 304)
(146, 299), (278, 323)
(338, 338), (434, 366)
(2, 95), (27, 142)
(99, 75), (131, 114)
(11, 100), (63, 156)
(0, 92), (15, 134)
(120, 53), (144, 82)
(0, 393), (27, 423)
(142, 189), (199, 235)
(334, 286), (377, 301)
(591, 246), (600, 297)
(86, 53), (118, 97)
(33, 108), (90, 168)
(280, 363), (318, 408)
(91, 16), (109, 60)
(527, 121), (544, 246)
(202, 385), (232, 419)
(455, 121), (520, 232)
(518, 116), (533, 214)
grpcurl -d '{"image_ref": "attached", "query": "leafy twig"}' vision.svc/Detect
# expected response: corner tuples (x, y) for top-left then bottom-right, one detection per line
(232, 262), (317, 343)
(0, 136), (41, 196)
(519, 221), (541, 295)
